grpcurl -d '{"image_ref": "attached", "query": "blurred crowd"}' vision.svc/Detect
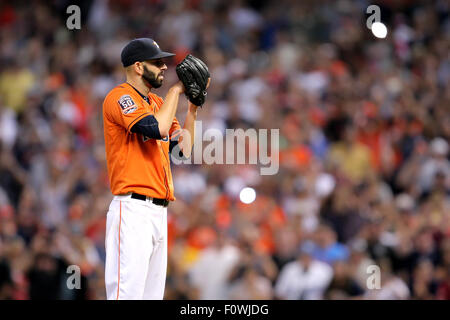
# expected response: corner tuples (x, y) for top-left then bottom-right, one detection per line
(0, 0), (449, 300)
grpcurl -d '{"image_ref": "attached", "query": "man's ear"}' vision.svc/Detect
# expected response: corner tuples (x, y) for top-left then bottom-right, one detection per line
(134, 62), (143, 76)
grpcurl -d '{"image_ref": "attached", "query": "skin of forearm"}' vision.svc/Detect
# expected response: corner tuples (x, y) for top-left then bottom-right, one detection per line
(178, 103), (198, 157)
(154, 86), (183, 137)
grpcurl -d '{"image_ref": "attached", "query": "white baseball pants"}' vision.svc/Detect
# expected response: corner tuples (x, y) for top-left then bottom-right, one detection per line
(105, 194), (168, 300)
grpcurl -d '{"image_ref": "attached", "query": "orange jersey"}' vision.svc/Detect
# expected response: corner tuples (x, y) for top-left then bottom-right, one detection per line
(103, 82), (181, 201)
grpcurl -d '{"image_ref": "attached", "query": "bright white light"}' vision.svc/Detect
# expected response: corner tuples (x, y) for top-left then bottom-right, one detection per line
(239, 187), (256, 204)
(371, 22), (388, 38)
(315, 173), (336, 198)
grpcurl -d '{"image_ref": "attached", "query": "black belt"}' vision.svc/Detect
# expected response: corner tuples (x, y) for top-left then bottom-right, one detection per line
(131, 193), (169, 207)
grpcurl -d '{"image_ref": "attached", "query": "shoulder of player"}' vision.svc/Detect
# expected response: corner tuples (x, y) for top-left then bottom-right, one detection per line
(103, 84), (140, 107)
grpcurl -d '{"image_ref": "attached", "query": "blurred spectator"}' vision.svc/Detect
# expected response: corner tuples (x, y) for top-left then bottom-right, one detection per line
(27, 252), (66, 300)
(417, 137), (450, 195)
(437, 269), (450, 300)
(188, 234), (240, 299)
(228, 265), (273, 299)
(328, 123), (373, 183)
(324, 260), (365, 299)
(0, 61), (35, 112)
(308, 224), (350, 265)
(409, 258), (439, 299)
(0, 238), (13, 299)
(274, 243), (333, 299)
(364, 260), (410, 300)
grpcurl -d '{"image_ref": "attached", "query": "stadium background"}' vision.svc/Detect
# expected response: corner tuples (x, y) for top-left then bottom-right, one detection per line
(0, 0), (449, 300)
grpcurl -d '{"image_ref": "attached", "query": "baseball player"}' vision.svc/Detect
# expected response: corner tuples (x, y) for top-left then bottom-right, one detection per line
(102, 38), (210, 300)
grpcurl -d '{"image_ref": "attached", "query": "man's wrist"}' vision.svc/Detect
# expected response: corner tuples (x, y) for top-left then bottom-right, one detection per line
(169, 85), (184, 95)
(188, 103), (199, 113)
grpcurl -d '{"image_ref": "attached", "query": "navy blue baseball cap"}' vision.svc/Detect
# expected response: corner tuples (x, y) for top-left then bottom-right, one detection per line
(121, 38), (175, 67)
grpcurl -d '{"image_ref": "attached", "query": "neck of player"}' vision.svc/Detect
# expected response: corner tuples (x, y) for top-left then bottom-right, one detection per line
(127, 77), (151, 97)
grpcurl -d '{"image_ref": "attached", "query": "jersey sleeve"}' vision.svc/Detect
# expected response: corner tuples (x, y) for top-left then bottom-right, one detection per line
(104, 91), (152, 132)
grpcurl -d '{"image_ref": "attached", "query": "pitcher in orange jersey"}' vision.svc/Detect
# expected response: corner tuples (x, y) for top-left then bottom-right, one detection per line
(103, 38), (209, 300)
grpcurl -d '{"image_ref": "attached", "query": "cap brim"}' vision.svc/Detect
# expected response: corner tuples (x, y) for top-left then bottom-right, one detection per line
(150, 52), (176, 59)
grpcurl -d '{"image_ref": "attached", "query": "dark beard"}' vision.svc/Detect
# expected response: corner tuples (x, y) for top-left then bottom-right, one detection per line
(142, 65), (163, 88)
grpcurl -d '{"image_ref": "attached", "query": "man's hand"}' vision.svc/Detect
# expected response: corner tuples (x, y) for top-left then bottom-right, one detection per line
(171, 81), (185, 94)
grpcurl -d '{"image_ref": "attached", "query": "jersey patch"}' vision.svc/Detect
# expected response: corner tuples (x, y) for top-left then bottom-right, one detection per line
(118, 95), (137, 114)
